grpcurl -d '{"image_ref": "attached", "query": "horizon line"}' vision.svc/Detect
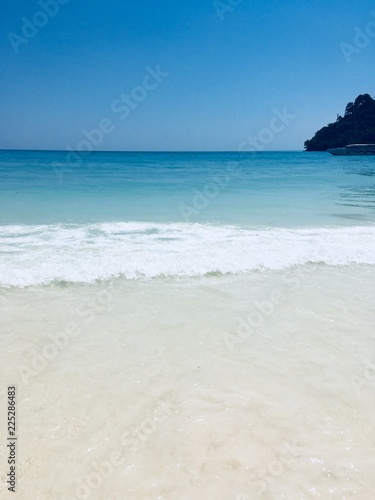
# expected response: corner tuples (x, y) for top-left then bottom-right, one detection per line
(0, 148), (305, 153)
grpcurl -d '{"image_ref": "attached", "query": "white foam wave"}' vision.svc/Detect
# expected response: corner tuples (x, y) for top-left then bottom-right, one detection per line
(1, 222), (375, 286)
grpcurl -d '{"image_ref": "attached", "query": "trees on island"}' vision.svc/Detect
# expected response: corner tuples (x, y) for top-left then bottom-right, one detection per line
(304, 94), (375, 151)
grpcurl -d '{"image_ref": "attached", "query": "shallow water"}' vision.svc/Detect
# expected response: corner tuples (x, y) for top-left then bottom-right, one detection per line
(1, 266), (375, 499)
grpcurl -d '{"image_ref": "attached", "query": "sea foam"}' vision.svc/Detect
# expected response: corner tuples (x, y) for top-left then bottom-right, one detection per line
(1, 222), (375, 286)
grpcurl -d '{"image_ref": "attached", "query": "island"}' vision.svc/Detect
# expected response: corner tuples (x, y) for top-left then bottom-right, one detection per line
(304, 93), (375, 152)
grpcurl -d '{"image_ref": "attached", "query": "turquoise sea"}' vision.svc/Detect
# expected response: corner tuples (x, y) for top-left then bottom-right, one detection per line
(1, 150), (375, 227)
(1, 150), (375, 498)
(0, 150), (375, 286)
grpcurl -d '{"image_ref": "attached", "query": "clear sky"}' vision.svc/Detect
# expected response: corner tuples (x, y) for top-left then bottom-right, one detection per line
(1, 0), (374, 151)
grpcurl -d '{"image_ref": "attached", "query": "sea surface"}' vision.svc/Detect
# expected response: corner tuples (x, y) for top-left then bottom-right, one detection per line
(0, 150), (375, 499)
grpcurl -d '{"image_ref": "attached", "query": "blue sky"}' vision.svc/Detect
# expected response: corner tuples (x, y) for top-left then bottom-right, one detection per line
(1, 0), (374, 151)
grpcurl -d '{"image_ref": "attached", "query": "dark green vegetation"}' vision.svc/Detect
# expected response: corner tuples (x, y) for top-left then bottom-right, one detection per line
(304, 94), (375, 151)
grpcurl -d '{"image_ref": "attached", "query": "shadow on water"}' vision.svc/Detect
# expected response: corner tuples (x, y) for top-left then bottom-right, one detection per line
(355, 170), (375, 177)
(329, 213), (372, 222)
(338, 185), (375, 205)
(345, 160), (375, 178)
(335, 162), (375, 221)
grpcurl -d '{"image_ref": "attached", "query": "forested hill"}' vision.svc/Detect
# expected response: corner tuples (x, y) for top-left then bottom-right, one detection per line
(304, 94), (375, 151)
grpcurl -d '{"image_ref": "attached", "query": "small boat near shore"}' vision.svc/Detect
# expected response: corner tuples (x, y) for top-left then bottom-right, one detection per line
(327, 144), (375, 156)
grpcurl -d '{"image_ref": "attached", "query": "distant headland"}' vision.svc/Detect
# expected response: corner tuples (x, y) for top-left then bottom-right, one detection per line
(304, 94), (375, 151)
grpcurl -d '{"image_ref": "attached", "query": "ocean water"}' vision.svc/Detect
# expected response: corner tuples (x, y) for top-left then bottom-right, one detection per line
(0, 150), (375, 499)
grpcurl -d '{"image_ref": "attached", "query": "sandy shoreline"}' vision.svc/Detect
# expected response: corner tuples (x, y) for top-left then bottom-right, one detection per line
(1, 265), (375, 498)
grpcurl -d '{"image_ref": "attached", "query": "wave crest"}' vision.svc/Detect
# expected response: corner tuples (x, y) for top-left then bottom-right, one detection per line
(1, 222), (375, 286)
